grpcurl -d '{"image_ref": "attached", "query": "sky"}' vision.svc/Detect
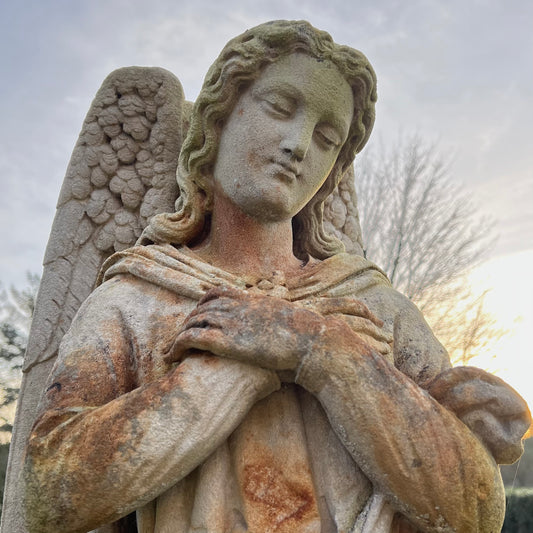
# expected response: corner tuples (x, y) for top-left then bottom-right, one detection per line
(0, 2), (532, 405)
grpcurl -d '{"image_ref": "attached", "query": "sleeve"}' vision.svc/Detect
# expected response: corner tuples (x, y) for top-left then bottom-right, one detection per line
(295, 289), (529, 533)
(384, 290), (530, 465)
(24, 280), (280, 533)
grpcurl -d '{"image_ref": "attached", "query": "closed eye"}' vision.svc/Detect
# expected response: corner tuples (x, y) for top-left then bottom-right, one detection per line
(253, 88), (296, 117)
(314, 126), (342, 149)
(263, 95), (294, 117)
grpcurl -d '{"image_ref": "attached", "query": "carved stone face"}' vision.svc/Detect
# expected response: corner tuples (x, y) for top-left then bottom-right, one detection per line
(212, 53), (354, 222)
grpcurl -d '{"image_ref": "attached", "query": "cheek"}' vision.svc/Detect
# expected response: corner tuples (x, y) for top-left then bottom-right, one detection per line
(247, 149), (263, 172)
(306, 152), (338, 188)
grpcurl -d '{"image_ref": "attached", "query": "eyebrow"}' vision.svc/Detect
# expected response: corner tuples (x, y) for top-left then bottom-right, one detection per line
(252, 81), (303, 100)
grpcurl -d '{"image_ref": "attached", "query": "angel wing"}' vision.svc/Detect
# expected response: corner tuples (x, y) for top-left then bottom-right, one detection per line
(1, 65), (365, 532)
(25, 67), (188, 372)
(324, 164), (364, 256)
(1, 66), (189, 533)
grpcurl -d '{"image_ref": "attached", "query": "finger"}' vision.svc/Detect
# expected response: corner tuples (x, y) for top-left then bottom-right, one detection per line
(180, 312), (224, 332)
(423, 366), (509, 392)
(340, 315), (393, 343)
(186, 297), (239, 321)
(165, 328), (232, 363)
(312, 298), (383, 326)
(199, 285), (247, 305)
(357, 334), (393, 357)
(317, 297), (371, 317)
(435, 382), (530, 418)
(424, 367), (530, 418)
(181, 306), (243, 332)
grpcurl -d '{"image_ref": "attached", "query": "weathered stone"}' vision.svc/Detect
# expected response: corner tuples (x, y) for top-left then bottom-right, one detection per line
(4, 20), (530, 533)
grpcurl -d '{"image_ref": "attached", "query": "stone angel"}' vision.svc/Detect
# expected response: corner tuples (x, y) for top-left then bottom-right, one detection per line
(2, 20), (530, 533)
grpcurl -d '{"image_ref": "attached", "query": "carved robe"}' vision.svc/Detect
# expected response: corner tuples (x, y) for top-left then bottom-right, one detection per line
(25, 244), (512, 533)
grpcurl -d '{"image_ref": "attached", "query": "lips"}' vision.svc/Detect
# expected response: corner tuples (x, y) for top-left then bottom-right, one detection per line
(270, 159), (300, 182)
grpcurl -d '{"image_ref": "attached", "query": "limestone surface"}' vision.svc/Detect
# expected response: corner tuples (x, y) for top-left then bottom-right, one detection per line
(3, 19), (530, 533)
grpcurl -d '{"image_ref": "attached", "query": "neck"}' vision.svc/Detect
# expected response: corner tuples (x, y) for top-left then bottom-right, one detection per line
(192, 192), (302, 279)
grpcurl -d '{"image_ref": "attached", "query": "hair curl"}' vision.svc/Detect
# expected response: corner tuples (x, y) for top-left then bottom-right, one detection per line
(141, 20), (377, 259)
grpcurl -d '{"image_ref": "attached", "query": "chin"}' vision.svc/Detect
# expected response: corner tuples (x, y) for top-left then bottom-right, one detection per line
(230, 188), (296, 222)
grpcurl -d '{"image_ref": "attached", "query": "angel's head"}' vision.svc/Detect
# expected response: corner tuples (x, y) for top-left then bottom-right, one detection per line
(144, 20), (376, 259)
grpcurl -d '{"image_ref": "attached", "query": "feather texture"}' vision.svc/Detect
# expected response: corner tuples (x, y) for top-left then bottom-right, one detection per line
(24, 67), (185, 371)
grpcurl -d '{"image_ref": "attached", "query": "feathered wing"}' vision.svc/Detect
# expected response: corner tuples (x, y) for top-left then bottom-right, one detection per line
(25, 66), (187, 371)
(324, 164), (364, 256)
(1, 67), (188, 533)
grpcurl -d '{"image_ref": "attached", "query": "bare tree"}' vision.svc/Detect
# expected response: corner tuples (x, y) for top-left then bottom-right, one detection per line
(355, 136), (503, 364)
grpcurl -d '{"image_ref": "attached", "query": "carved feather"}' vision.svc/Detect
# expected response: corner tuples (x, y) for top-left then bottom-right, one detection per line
(23, 67), (186, 372)
(324, 164), (365, 256)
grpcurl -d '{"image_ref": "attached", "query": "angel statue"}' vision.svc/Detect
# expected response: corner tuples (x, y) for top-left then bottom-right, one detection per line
(2, 19), (530, 533)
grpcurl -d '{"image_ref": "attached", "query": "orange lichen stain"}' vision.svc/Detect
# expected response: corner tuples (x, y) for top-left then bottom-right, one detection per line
(197, 353), (221, 366)
(368, 384), (489, 531)
(242, 461), (319, 532)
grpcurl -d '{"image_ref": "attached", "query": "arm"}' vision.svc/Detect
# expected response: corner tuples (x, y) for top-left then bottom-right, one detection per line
(295, 316), (505, 532)
(173, 287), (528, 533)
(24, 283), (280, 533)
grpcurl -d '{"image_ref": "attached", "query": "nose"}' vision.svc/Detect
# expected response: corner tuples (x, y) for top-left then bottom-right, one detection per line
(279, 119), (313, 162)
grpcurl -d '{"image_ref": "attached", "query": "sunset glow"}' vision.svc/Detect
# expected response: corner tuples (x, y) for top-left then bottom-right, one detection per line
(467, 250), (533, 417)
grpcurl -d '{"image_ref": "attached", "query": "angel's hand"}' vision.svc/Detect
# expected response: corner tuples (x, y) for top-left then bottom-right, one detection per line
(302, 297), (393, 360)
(423, 366), (532, 464)
(164, 286), (327, 372)
(165, 288), (394, 380)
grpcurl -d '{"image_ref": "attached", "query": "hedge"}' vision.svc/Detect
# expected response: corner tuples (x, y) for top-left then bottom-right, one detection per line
(502, 488), (533, 532)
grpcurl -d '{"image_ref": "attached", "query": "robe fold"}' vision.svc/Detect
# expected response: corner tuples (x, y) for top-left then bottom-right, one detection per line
(25, 244), (515, 533)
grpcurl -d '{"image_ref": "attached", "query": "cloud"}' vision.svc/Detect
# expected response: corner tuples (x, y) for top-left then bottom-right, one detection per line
(1, 0), (532, 287)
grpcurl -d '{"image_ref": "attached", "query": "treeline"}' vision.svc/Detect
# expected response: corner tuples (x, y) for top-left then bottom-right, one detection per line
(503, 487), (533, 532)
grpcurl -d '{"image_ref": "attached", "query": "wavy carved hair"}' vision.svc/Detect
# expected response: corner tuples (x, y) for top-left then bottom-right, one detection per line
(142, 20), (377, 259)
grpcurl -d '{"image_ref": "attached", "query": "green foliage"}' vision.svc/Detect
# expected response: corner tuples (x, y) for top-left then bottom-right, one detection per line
(0, 323), (26, 365)
(0, 272), (39, 435)
(0, 274), (38, 520)
(502, 488), (533, 532)
(0, 442), (9, 518)
(0, 323), (25, 434)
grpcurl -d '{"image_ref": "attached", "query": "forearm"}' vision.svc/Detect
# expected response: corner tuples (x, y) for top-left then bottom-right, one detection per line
(296, 323), (505, 533)
(25, 355), (279, 533)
